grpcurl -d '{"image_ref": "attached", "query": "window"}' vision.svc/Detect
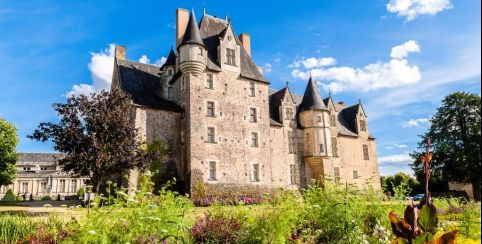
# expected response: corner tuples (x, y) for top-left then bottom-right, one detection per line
(207, 127), (216, 143)
(252, 163), (260, 182)
(331, 137), (339, 157)
(181, 75), (189, 93)
(40, 167), (47, 170)
(199, 47), (203, 56)
(353, 170), (359, 179)
(59, 180), (66, 193)
(208, 161), (217, 181)
(319, 144), (324, 153)
(22, 167), (31, 171)
(330, 114), (337, 127)
(181, 131), (185, 144)
(288, 131), (296, 154)
(249, 82), (255, 97)
(334, 167), (340, 183)
(21, 182), (28, 193)
(71, 180), (77, 193)
(363, 144), (369, 160)
(226, 48), (236, 65)
(285, 107), (294, 120)
(249, 108), (257, 123)
(316, 115), (322, 122)
(40, 182), (47, 193)
(290, 164), (297, 185)
(206, 74), (214, 89)
(251, 132), (259, 147)
(206, 101), (215, 117)
(167, 86), (172, 99)
(359, 119), (367, 131)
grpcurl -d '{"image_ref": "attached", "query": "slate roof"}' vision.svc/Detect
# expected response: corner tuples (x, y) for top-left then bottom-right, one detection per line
(269, 87), (288, 123)
(179, 11), (205, 48)
(298, 76), (327, 113)
(115, 59), (182, 112)
(198, 15), (268, 83)
(19, 153), (62, 162)
(338, 104), (359, 134)
(160, 48), (176, 70)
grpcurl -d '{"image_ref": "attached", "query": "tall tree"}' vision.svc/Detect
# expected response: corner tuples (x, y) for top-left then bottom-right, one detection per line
(29, 90), (159, 193)
(410, 92), (481, 200)
(0, 117), (18, 188)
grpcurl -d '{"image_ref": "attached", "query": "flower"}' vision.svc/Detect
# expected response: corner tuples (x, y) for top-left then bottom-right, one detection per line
(88, 230), (96, 235)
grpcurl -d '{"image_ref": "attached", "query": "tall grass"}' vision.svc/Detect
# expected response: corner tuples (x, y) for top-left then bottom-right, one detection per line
(0, 214), (36, 243)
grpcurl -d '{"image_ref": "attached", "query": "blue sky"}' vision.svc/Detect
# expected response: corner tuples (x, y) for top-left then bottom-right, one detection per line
(0, 0), (480, 176)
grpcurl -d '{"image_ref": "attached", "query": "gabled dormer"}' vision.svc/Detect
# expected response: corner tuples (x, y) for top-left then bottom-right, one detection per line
(323, 94), (338, 127)
(218, 22), (241, 73)
(161, 48), (176, 77)
(356, 101), (368, 134)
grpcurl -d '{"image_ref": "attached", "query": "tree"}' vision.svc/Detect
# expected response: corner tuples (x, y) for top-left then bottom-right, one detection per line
(29, 90), (160, 193)
(0, 117), (18, 188)
(410, 92), (481, 200)
(380, 172), (421, 197)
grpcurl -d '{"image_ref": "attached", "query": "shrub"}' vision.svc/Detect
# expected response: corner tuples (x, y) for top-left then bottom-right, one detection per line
(0, 214), (36, 243)
(41, 195), (52, 201)
(1, 188), (16, 202)
(77, 187), (85, 198)
(191, 213), (242, 243)
(65, 171), (193, 243)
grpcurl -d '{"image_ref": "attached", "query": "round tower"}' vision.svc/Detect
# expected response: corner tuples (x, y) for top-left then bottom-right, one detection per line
(298, 75), (332, 183)
(178, 10), (206, 76)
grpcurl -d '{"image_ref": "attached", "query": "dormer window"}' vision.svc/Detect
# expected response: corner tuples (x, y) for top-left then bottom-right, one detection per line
(330, 114), (337, 127)
(359, 119), (367, 131)
(285, 107), (294, 120)
(226, 48), (236, 66)
(166, 68), (173, 76)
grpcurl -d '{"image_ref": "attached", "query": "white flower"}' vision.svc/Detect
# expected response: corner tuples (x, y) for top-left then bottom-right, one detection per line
(160, 229), (168, 233)
(88, 230), (96, 235)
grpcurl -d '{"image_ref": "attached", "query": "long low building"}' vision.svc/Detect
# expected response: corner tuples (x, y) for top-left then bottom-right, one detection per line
(0, 153), (89, 200)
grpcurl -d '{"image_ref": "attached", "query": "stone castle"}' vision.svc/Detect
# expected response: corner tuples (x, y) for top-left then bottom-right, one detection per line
(111, 8), (381, 193)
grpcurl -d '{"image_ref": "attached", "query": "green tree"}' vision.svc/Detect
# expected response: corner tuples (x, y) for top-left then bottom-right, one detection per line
(29, 90), (162, 193)
(0, 117), (18, 188)
(410, 92), (481, 200)
(380, 172), (421, 197)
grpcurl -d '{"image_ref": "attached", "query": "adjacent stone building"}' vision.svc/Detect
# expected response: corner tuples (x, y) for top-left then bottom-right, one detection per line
(111, 8), (381, 194)
(0, 153), (89, 199)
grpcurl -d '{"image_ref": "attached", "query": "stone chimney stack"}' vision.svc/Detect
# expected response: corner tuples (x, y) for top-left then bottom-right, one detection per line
(115, 45), (126, 60)
(239, 33), (251, 57)
(176, 8), (190, 49)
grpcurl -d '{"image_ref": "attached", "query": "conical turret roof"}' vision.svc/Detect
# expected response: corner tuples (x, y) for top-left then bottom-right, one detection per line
(179, 10), (205, 48)
(160, 48), (176, 69)
(298, 75), (327, 112)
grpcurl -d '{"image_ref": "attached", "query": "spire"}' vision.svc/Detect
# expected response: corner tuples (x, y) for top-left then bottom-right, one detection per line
(298, 75), (327, 113)
(179, 10), (205, 48)
(161, 47), (176, 69)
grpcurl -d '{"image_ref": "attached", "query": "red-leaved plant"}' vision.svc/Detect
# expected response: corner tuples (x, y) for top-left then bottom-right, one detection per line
(388, 138), (458, 244)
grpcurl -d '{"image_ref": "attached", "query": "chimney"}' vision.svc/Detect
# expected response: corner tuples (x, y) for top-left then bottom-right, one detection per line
(176, 8), (190, 49)
(115, 45), (126, 60)
(239, 33), (251, 56)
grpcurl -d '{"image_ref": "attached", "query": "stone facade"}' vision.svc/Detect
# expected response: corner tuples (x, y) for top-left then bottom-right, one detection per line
(0, 153), (89, 200)
(111, 8), (381, 194)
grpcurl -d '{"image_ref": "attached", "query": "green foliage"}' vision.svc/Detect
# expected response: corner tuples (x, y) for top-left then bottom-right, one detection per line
(41, 195), (53, 201)
(411, 91), (481, 200)
(0, 117), (18, 187)
(0, 214), (35, 243)
(66, 170), (193, 243)
(381, 172), (422, 198)
(1, 188), (16, 202)
(0, 214), (66, 244)
(76, 187), (85, 198)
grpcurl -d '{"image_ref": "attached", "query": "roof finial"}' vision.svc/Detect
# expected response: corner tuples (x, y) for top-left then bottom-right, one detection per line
(328, 90), (332, 97)
(285, 81), (289, 87)
(203, 7), (206, 16)
(358, 98), (362, 104)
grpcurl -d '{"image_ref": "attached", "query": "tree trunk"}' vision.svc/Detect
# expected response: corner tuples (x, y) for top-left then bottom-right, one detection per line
(472, 182), (481, 201)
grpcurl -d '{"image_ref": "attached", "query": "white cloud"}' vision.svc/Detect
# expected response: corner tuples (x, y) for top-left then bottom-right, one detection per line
(67, 44), (116, 97)
(138, 55), (150, 64)
(386, 144), (408, 150)
(260, 63), (273, 74)
(155, 57), (167, 67)
(288, 57), (336, 69)
(67, 47), (167, 97)
(401, 118), (431, 128)
(379, 153), (413, 165)
(291, 53), (420, 93)
(391, 40), (420, 59)
(387, 0), (453, 21)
